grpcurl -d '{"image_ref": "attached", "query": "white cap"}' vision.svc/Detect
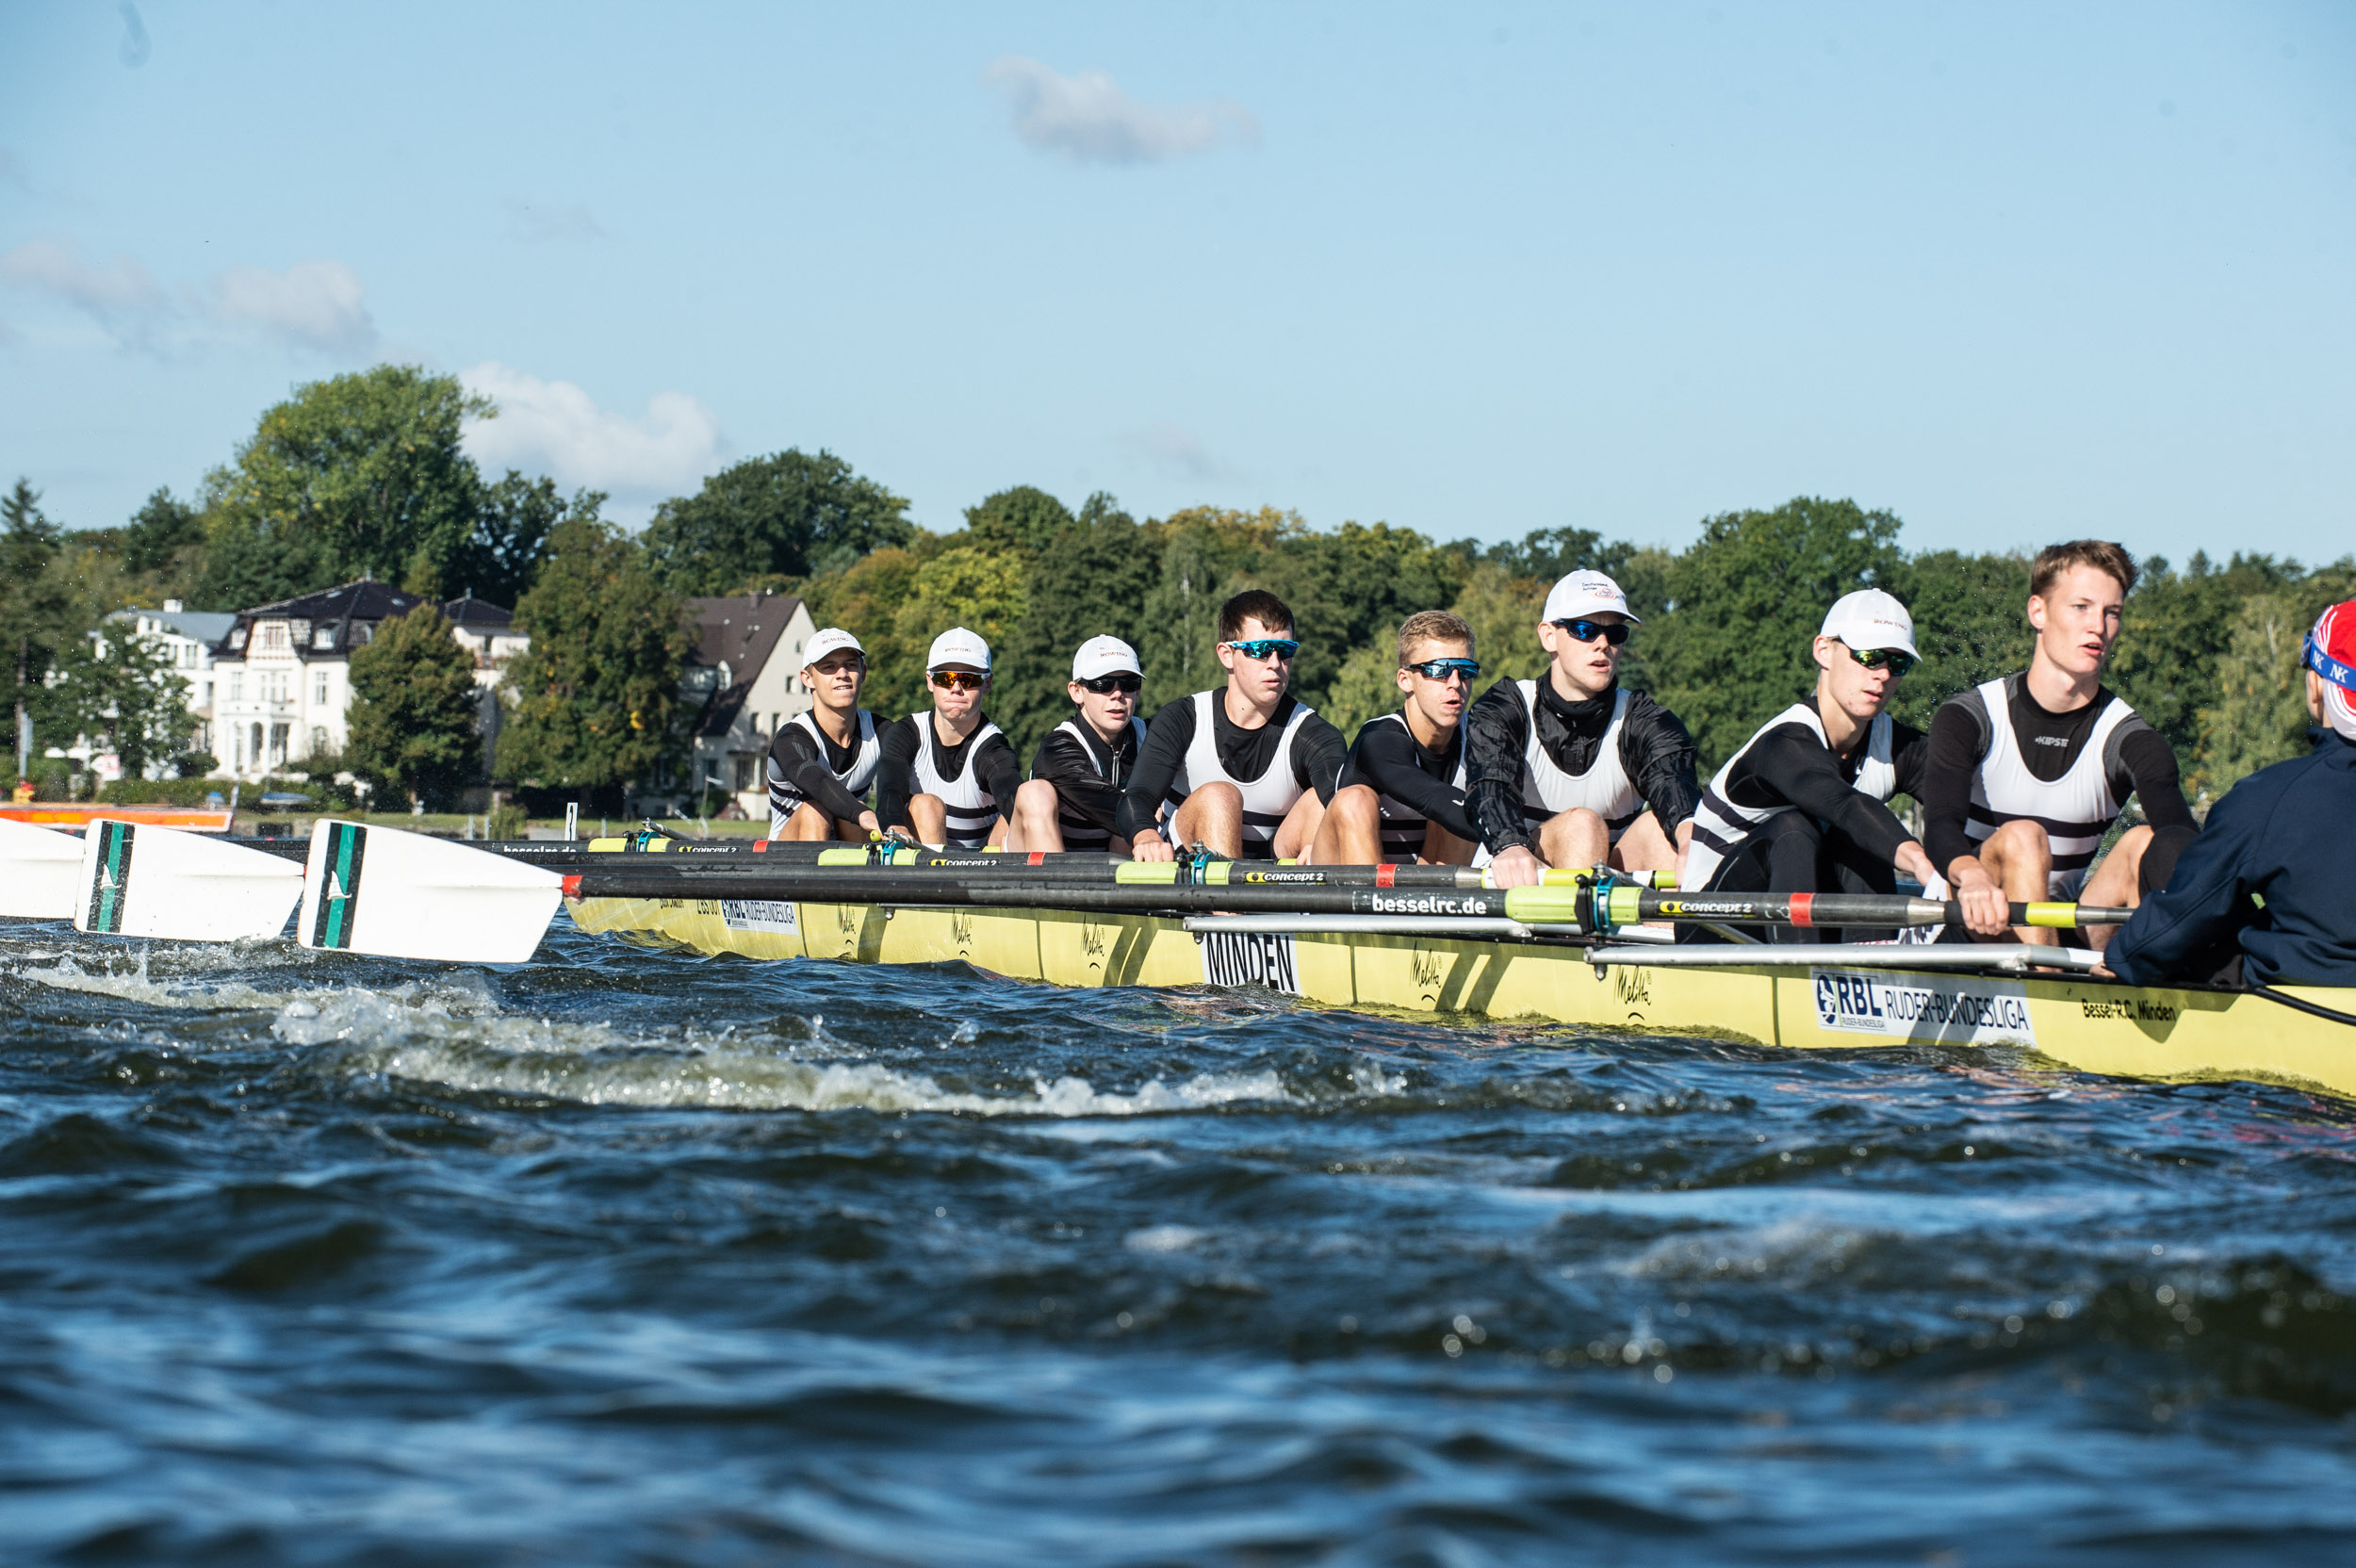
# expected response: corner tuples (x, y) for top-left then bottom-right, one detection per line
(803, 627), (864, 665)
(1819, 589), (1920, 659)
(925, 626), (991, 672)
(1072, 635), (1141, 680)
(1542, 569), (1640, 625)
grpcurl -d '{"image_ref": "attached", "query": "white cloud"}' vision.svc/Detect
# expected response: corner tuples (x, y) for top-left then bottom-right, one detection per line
(502, 197), (606, 243)
(984, 57), (1258, 164)
(205, 260), (376, 353)
(1121, 421), (1228, 480)
(0, 237), (166, 340)
(460, 361), (724, 498)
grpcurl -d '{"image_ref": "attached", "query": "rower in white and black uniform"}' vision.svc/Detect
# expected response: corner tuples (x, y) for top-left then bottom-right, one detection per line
(1464, 570), (1701, 889)
(875, 627), (1022, 850)
(1920, 540), (2196, 953)
(765, 627), (885, 841)
(1009, 636), (1148, 854)
(1311, 610), (1481, 865)
(1679, 589), (2011, 944)
(1118, 590), (1346, 862)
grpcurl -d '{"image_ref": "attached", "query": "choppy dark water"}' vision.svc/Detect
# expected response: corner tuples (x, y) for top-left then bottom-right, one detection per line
(7, 918), (2356, 1566)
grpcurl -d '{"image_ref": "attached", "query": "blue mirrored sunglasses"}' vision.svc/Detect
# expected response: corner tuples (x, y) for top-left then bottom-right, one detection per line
(1226, 637), (1300, 662)
(1403, 658), (1481, 682)
(1552, 618), (1630, 646)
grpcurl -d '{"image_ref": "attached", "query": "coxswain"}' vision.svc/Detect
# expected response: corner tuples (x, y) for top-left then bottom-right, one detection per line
(2102, 599), (2356, 988)
(765, 627), (884, 841)
(1679, 589), (2009, 942)
(1464, 570), (1701, 889)
(1118, 590), (1346, 861)
(1920, 541), (2195, 951)
(1311, 611), (1481, 865)
(1008, 635), (1147, 854)
(875, 627), (1022, 850)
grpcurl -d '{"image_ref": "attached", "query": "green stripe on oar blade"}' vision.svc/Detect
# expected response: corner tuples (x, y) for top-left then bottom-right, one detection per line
(85, 820), (135, 933)
(310, 822), (368, 949)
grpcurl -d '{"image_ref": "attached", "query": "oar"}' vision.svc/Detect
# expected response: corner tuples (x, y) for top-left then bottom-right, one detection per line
(1615, 888), (2134, 932)
(297, 821), (563, 963)
(71, 818), (305, 941)
(0, 817), (85, 920)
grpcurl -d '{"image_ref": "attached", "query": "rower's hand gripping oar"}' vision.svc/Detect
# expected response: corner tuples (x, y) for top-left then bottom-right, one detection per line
(298, 820), (564, 963)
(71, 817), (305, 940)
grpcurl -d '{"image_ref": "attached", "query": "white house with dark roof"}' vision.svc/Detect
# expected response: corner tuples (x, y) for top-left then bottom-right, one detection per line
(650, 591), (816, 817)
(106, 599), (237, 760)
(205, 580), (528, 780)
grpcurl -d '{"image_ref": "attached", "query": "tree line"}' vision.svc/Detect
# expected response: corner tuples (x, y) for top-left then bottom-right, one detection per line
(5, 362), (2347, 809)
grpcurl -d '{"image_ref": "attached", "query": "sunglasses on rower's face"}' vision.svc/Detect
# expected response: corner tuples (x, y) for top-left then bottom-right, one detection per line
(1843, 645), (1916, 677)
(1552, 618), (1631, 646)
(1403, 658), (1481, 684)
(1225, 637), (1300, 662)
(928, 669), (988, 692)
(1077, 673), (1142, 694)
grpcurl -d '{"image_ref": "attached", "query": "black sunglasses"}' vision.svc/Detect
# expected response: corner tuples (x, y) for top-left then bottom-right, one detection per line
(1842, 645), (1916, 677)
(1077, 673), (1141, 694)
(1553, 618), (1630, 646)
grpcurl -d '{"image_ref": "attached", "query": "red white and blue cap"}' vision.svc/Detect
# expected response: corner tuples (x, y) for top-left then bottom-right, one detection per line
(2307, 600), (2356, 740)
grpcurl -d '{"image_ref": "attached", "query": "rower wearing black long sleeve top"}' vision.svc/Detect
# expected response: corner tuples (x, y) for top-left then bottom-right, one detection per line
(874, 627), (1022, 850)
(1117, 591), (1346, 861)
(1918, 540), (2195, 953)
(1463, 570), (1699, 888)
(1312, 611), (1482, 864)
(1679, 589), (2011, 945)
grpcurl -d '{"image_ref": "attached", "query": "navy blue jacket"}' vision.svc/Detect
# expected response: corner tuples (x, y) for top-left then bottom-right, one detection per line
(2108, 732), (2356, 988)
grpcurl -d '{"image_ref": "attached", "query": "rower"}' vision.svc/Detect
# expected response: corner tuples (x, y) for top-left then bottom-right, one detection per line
(1009, 636), (1147, 854)
(1679, 589), (2010, 943)
(2103, 598), (2356, 988)
(1464, 570), (1701, 889)
(1920, 540), (2195, 952)
(1311, 611), (1481, 865)
(765, 627), (883, 841)
(1118, 590), (1345, 862)
(875, 628), (1022, 850)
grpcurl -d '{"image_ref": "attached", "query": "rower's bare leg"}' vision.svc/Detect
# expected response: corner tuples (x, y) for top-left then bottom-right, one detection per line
(830, 817), (869, 842)
(1310, 784), (1383, 865)
(984, 814), (1011, 850)
(908, 794), (949, 848)
(776, 803), (833, 841)
(1009, 779), (1064, 854)
(1417, 819), (1478, 866)
(1536, 808), (1609, 874)
(1976, 819), (2055, 946)
(1272, 790), (1327, 861)
(1170, 784), (1245, 859)
(2076, 825), (2151, 956)
(1609, 811), (1675, 882)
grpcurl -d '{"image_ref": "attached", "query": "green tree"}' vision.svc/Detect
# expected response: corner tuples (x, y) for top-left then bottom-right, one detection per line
(992, 498), (1162, 757)
(2191, 562), (2356, 794)
(876, 545), (1030, 722)
(123, 486), (204, 580)
(345, 606), (484, 808)
(195, 365), (490, 608)
(3, 479), (72, 770)
(1259, 520), (1470, 710)
(1642, 497), (1910, 767)
(46, 628), (192, 779)
(2108, 551), (2299, 766)
(964, 484), (1075, 556)
(457, 472), (599, 608)
(1444, 560), (1553, 689)
(499, 519), (690, 792)
(641, 449), (912, 595)
(1133, 506), (1297, 708)
(1890, 550), (2029, 729)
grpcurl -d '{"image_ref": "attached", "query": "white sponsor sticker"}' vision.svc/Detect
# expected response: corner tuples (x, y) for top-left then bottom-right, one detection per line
(720, 898), (798, 935)
(1810, 968), (2037, 1048)
(1197, 930), (1301, 994)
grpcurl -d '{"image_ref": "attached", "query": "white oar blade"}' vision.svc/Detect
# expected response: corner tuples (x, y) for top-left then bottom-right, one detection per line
(298, 820), (563, 963)
(0, 817), (86, 919)
(74, 818), (304, 940)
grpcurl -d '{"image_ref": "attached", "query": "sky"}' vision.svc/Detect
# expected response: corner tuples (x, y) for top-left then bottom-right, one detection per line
(2, 1), (2351, 568)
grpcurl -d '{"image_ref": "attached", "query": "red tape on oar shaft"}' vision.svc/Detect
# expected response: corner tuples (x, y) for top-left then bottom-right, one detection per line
(1788, 892), (1813, 927)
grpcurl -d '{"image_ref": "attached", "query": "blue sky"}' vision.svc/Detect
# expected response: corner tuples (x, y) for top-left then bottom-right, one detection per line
(2, 1), (2350, 568)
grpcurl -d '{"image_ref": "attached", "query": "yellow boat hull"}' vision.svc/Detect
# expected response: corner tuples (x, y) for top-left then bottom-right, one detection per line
(565, 894), (2356, 1101)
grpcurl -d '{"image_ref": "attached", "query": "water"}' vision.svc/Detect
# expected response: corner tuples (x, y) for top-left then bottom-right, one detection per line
(6, 919), (2356, 1565)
